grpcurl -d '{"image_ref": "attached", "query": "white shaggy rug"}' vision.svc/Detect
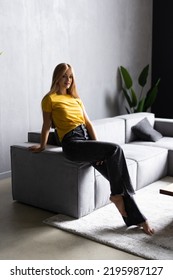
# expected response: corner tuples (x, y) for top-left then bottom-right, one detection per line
(43, 177), (173, 260)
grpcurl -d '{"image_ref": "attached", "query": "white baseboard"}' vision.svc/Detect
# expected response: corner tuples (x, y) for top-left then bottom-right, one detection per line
(0, 171), (11, 180)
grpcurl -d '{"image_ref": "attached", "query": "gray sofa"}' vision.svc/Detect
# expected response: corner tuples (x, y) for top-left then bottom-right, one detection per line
(10, 112), (173, 218)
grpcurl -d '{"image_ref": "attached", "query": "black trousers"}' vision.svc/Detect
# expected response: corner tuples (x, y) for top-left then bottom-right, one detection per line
(62, 124), (146, 226)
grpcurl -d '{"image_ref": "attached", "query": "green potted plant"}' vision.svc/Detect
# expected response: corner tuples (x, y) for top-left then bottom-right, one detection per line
(119, 64), (160, 113)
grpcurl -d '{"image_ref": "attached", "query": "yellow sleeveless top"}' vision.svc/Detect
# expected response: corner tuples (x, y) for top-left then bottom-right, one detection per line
(41, 93), (85, 141)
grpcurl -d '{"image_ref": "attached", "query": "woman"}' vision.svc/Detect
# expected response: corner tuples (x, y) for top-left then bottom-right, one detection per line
(30, 63), (154, 235)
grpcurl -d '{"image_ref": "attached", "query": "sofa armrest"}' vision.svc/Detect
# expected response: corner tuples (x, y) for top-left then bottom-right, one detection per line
(10, 144), (94, 218)
(154, 118), (173, 137)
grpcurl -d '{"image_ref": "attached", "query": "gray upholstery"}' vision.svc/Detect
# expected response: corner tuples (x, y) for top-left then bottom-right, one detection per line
(92, 117), (125, 144)
(168, 150), (173, 176)
(10, 112), (173, 218)
(117, 112), (155, 143)
(11, 143), (94, 218)
(122, 144), (167, 190)
(154, 118), (173, 137)
(131, 117), (163, 141)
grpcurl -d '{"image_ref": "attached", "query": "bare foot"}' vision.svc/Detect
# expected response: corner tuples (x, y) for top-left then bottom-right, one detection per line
(138, 220), (155, 235)
(110, 195), (127, 217)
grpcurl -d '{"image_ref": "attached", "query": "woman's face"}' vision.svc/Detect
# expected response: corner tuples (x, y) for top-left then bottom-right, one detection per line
(58, 68), (73, 92)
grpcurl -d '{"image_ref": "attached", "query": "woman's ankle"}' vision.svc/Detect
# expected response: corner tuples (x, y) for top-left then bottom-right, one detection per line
(110, 195), (127, 217)
(110, 194), (123, 201)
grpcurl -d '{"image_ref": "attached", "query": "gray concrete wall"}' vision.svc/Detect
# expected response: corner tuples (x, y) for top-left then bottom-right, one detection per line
(0, 0), (153, 178)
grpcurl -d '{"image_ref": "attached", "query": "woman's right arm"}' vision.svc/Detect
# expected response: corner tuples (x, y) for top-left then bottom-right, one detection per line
(29, 111), (52, 153)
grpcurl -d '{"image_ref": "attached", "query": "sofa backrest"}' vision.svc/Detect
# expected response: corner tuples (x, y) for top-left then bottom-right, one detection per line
(116, 112), (155, 143)
(28, 113), (155, 146)
(92, 117), (125, 145)
(28, 129), (61, 146)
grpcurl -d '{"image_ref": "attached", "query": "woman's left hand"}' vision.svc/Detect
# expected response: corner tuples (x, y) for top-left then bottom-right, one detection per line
(28, 144), (45, 153)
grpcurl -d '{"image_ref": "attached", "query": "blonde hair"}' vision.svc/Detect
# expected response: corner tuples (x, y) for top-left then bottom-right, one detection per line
(48, 63), (79, 98)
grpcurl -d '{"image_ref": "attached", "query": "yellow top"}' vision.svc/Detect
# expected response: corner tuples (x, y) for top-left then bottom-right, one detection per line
(41, 93), (85, 141)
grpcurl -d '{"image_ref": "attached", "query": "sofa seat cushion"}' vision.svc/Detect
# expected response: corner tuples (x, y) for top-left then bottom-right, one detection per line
(122, 144), (168, 190)
(131, 137), (173, 150)
(94, 158), (137, 210)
